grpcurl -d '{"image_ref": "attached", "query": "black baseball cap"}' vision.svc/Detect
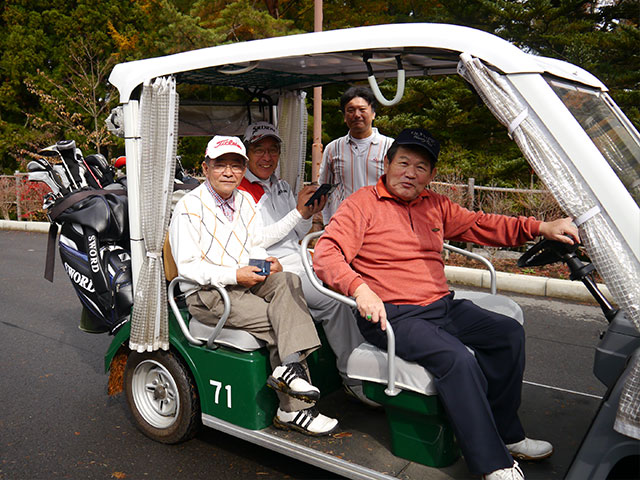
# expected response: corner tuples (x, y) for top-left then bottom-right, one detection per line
(393, 128), (440, 164)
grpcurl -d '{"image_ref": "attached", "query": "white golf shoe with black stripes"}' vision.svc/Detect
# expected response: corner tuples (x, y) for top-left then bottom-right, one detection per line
(267, 362), (320, 403)
(483, 460), (524, 480)
(273, 406), (339, 436)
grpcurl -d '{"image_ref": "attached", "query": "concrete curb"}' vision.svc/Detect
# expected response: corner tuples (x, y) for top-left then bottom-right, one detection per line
(1, 220), (612, 305)
(445, 265), (612, 305)
(0, 220), (51, 234)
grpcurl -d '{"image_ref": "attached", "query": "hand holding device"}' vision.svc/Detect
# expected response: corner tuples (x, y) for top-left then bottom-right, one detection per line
(304, 183), (336, 207)
(249, 258), (271, 276)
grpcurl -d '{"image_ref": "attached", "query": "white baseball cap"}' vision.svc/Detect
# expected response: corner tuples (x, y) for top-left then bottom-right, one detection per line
(205, 136), (248, 161)
(243, 122), (282, 145)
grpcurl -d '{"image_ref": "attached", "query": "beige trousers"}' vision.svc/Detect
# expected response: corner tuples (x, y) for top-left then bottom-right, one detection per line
(186, 272), (320, 411)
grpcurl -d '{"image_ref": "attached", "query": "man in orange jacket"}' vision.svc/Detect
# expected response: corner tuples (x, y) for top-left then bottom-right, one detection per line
(313, 128), (580, 480)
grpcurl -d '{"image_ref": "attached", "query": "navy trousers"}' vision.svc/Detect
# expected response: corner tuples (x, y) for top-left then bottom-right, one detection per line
(357, 292), (526, 475)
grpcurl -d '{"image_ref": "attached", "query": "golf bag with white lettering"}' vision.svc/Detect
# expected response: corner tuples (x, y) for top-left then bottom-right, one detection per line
(47, 189), (133, 334)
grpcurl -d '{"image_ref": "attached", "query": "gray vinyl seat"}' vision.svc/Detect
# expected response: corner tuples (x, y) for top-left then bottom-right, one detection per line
(167, 275), (267, 352)
(188, 317), (266, 352)
(346, 291), (524, 395)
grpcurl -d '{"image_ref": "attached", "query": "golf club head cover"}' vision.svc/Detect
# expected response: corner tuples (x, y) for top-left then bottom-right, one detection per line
(85, 154), (115, 187)
(57, 140), (88, 189)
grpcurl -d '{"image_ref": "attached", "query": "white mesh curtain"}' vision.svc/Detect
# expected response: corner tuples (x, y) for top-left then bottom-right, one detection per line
(458, 53), (640, 439)
(277, 91), (308, 192)
(129, 77), (179, 352)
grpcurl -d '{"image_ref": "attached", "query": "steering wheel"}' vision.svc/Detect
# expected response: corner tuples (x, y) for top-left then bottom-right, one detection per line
(517, 238), (579, 268)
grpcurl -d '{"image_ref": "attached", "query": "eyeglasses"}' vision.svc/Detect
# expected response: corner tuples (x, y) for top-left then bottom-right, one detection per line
(210, 163), (245, 174)
(251, 147), (280, 157)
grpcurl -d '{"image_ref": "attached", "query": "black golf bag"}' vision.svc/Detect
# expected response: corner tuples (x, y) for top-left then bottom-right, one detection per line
(36, 140), (193, 334)
(45, 188), (133, 334)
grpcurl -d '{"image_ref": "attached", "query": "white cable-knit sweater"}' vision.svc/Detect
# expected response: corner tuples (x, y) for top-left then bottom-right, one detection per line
(169, 183), (302, 295)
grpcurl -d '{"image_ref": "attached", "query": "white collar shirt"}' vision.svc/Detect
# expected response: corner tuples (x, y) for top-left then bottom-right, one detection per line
(244, 170), (312, 273)
(319, 127), (394, 222)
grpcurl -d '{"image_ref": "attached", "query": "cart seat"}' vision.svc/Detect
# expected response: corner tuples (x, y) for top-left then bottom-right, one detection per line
(454, 290), (524, 324)
(345, 291), (523, 468)
(346, 291), (523, 395)
(188, 317), (266, 352)
(348, 342), (438, 395)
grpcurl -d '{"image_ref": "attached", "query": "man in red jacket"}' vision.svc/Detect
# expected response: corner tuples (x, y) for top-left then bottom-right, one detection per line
(313, 128), (579, 480)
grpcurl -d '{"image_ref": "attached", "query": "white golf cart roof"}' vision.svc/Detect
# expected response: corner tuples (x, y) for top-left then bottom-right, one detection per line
(109, 23), (605, 102)
(110, 21), (639, 336)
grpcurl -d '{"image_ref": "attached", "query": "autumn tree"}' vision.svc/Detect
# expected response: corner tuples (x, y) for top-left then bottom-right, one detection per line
(307, 0), (639, 185)
(22, 39), (118, 159)
(1, 0), (637, 184)
(0, 0), (141, 171)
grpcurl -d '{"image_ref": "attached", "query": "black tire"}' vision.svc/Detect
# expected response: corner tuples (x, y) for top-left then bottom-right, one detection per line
(124, 349), (200, 444)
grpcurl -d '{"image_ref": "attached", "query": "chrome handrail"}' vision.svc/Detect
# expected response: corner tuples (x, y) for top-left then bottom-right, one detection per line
(443, 243), (497, 295)
(167, 276), (232, 348)
(300, 231), (399, 396)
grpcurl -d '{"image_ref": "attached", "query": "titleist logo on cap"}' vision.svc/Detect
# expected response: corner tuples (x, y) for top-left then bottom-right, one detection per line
(205, 135), (248, 160)
(215, 138), (243, 149)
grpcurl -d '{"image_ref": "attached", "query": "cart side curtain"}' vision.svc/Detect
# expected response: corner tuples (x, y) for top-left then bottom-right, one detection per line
(458, 54), (640, 439)
(129, 77), (179, 352)
(277, 91), (308, 193)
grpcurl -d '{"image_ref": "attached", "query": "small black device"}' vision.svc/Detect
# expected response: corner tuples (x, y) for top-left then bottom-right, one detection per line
(249, 259), (271, 276)
(304, 183), (336, 207)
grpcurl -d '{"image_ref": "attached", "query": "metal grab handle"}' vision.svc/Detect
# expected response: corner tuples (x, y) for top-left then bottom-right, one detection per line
(300, 231), (399, 396)
(218, 61), (259, 75)
(364, 54), (405, 107)
(167, 276), (232, 348)
(443, 243), (497, 295)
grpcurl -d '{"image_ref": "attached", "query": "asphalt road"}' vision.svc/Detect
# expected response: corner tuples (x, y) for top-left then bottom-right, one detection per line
(0, 230), (610, 480)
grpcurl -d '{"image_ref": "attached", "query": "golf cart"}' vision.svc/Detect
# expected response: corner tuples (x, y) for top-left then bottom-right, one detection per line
(94, 23), (640, 479)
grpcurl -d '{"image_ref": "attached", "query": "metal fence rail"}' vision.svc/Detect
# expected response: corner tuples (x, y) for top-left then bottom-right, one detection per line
(2, 174), (557, 222)
(430, 179), (550, 213)
(0, 173), (50, 221)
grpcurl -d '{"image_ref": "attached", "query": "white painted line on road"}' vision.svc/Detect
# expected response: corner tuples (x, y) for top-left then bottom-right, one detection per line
(524, 380), (603, 400)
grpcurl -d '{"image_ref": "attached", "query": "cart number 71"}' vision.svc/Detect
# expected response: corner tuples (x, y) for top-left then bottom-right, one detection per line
(209, 380), (232, 408)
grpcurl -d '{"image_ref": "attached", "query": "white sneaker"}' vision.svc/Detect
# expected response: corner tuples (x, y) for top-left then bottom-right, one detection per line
(483, 460), (524, 480)
(274, 406), (339, 436)
(344, 384), (382, 409)
(506, 437), (553, 461)
(267, 362), (320, 403)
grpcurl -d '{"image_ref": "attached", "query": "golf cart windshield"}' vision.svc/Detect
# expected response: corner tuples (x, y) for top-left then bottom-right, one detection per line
(547, 77), (640, 206)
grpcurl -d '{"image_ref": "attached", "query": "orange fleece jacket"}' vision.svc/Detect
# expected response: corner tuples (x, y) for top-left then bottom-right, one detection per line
(313, 176), (542, 306)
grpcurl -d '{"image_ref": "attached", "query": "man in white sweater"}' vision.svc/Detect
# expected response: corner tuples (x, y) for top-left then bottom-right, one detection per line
(169, 135), (338, 436)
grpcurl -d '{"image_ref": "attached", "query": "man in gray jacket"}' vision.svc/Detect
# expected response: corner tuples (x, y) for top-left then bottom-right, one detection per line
(240, 122), (377, 407)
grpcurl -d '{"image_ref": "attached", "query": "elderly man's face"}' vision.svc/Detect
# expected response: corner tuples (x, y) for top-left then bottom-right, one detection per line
(384, 146), (436, 202)
(202, 153), (246, 199)
(246, 137), (280, 180)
